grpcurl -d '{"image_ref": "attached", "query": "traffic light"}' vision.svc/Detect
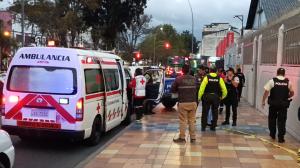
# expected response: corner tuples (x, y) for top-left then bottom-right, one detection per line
(164, 42), (171, 49)
(135, 52), (141, 61)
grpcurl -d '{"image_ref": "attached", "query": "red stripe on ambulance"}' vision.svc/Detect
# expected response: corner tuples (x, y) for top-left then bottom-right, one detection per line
(5, 94), (36, 119)
(5, 94), (76, 124)
(42, 95), (76, 123)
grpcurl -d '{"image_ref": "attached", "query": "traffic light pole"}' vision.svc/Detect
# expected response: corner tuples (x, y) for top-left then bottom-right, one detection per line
(187, 0), (194, 54)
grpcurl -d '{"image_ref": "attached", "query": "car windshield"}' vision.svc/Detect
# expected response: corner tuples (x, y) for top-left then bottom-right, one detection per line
(8, 66), (77, 95)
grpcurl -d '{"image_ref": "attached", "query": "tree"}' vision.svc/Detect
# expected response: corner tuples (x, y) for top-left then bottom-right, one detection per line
(82, 0), (147, 49)
(9, 0), (148, 49)
(0, 21), (17, 70)
(179, 30), (198, 54)
(139, 24), (185, 65)
(118, 14), (152, 62)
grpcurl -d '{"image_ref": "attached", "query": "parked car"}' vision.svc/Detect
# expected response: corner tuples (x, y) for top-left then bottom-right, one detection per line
(143, 68), (166, 113)
(0, 130), (14, 168)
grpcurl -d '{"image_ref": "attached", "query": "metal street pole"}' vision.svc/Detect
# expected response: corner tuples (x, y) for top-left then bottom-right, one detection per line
(187, 0), (194, 54)
(21, 0), (25, 47)
(234, 15), (244, 37)
(153, 35), (156, 65)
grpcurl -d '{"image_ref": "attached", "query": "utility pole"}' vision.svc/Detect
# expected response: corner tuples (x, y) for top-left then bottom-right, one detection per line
(234, 15), (244, 37)
(187, 0), (194, 54)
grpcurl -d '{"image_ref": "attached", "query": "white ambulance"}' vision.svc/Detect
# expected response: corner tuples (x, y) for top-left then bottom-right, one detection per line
(1, 47), (131, 145)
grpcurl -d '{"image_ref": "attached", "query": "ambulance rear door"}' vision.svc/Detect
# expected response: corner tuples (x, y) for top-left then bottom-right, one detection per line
(101, 58), (123, 131)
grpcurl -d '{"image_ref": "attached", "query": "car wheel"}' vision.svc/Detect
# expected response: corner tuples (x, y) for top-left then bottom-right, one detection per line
(161, 94), (177, 108)
(0, 161), (5, 168)
(86, 117), (102, 146)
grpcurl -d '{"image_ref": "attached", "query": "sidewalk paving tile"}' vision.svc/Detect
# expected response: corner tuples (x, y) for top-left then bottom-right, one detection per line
(84, 100), (300, 168)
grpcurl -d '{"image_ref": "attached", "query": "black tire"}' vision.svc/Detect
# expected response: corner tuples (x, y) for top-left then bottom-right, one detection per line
(122, 105), (132, 126)
(161, 94), (177, 108)
(0, 161), (5, 168)
(86, 117), (102, 146)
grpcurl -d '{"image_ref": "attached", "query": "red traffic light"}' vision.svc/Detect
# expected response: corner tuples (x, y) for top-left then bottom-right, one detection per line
(134, 52), (141, 61)
(164, 42), (171, 49)
(136, 52), (141, 59)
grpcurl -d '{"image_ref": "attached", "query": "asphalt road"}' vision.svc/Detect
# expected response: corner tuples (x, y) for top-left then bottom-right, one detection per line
(11, 125), (126, 168)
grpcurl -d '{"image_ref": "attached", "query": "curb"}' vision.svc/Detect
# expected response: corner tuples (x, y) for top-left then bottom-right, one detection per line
(74, 122), (135, 168)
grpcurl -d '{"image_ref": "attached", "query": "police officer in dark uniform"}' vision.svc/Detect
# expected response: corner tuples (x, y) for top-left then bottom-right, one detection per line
(198, 67), (227, 131)
(222, 68), (239, 126)
(262, 68), (294, 143)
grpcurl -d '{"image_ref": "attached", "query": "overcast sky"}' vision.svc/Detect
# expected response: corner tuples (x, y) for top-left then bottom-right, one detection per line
(1, 0), (252, 41)
(145, 0), (252, 41)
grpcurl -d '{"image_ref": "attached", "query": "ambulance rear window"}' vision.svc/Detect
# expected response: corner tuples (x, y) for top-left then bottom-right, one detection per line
(8, 66), (77, 95)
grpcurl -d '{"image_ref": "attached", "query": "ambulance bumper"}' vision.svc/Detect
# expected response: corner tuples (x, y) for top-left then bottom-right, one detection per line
(2, 125), (85, 141)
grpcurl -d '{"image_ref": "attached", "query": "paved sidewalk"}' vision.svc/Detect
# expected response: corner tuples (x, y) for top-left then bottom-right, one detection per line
(84, 100), (300, 168)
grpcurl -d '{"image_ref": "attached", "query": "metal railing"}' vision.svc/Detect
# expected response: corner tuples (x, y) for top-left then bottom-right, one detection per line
(261, 34), (278, 65)
(243, 42), (253, 65)
(283, 26), (300, 66)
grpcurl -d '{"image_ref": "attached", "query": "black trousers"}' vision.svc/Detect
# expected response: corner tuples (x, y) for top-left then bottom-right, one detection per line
(133, 98), (144, 120)
(269, 106), (287, 139)
(225, 104), (237, 123)
(202, 94), (220, 128)
(237, 86), (243, 101)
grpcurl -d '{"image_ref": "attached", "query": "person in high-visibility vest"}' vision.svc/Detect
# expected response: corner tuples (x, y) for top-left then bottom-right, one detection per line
(198, 67), (227, 131)
(128, 68), (147, 121)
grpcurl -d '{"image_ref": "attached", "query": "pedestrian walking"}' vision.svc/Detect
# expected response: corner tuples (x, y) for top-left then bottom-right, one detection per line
(236, 68), (245, 102)
(128, 68), (147, 122)
(198, 67), (227, 131)
(222, 68), (239, 126)
(262, 68), (294, 143)
(171, 65), (197, 143)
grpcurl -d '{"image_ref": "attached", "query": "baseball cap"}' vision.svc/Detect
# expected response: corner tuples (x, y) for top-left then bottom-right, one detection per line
(277, 68), (285, 76)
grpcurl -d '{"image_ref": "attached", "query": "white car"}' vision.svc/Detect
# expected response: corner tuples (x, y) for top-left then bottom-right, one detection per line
(0, 130), (14, 168)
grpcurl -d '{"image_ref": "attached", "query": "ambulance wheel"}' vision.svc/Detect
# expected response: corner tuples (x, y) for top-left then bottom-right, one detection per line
(86, 117), (102, 146)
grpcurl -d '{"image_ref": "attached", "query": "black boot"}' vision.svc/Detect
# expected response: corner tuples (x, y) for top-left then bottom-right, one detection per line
(222, 121), (230, 125)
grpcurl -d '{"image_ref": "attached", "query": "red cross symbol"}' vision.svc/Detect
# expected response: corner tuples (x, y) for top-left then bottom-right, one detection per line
(140, 78), (145, 85)
(96, 103), (101, 113)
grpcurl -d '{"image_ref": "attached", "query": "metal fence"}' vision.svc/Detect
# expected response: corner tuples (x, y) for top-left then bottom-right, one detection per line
(261, 34), (278, 65)
(243, 42), (253, 65)
(283, 26), (300, 65)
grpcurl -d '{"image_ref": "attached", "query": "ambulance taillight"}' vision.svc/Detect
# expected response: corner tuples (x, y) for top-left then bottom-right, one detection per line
(9, 95), (19, 103)
(76, 98), (84, 121)
(0, 95), (5, 116)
